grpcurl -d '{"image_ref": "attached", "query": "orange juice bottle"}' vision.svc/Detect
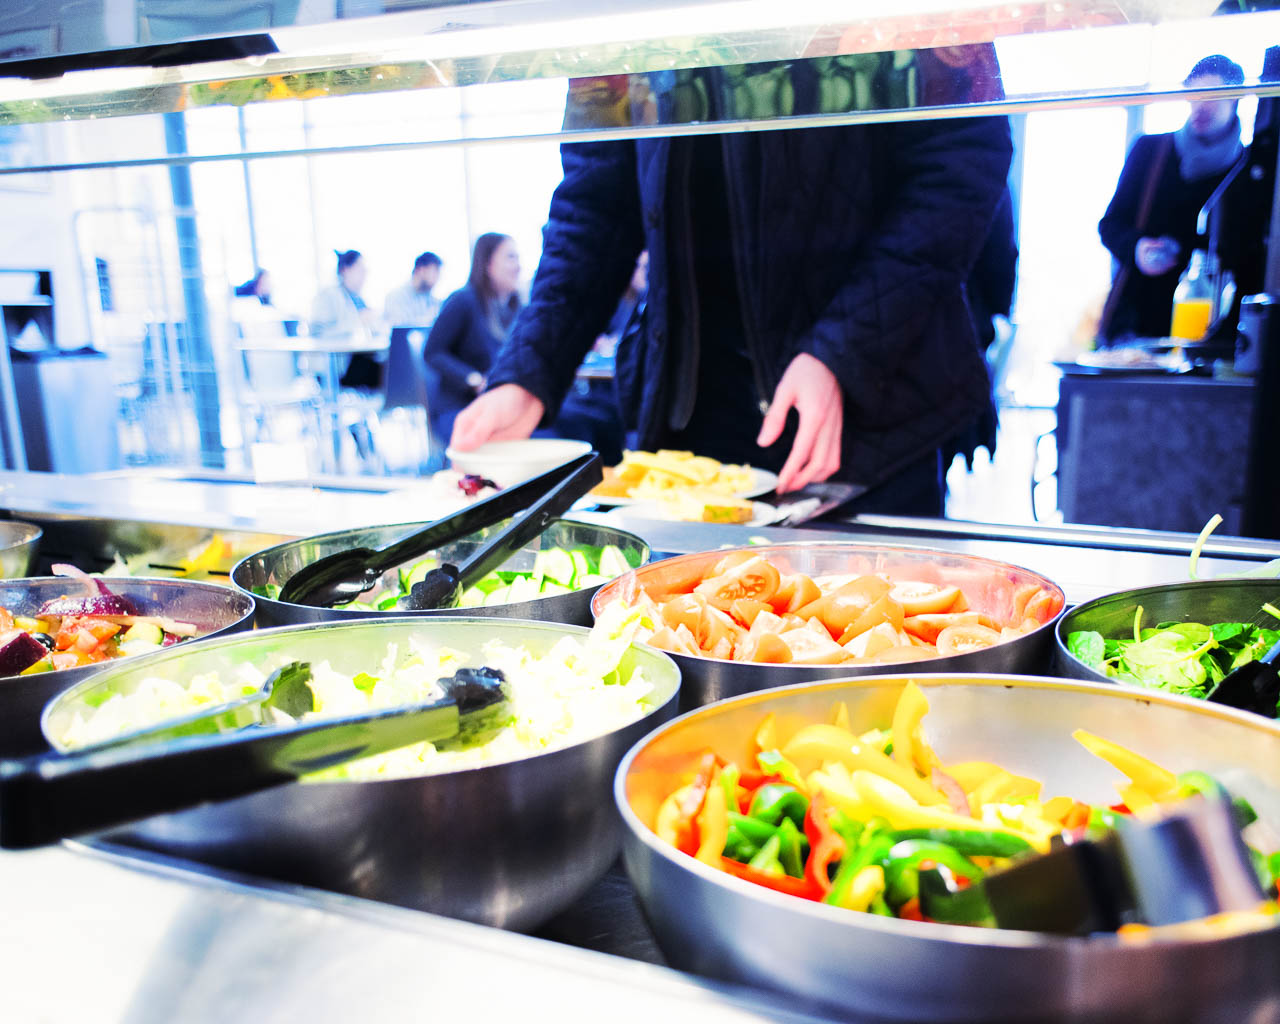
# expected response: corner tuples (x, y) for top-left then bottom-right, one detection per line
(1170, 250), (1214, 341)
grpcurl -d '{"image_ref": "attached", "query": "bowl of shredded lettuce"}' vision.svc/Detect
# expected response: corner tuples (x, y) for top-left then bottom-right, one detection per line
(45, 611), (680, 929)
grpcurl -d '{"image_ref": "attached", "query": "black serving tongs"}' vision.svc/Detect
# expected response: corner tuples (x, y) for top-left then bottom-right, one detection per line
(1205, 634), (1280, 717)
(279, 452), (603, 608)
(984, 792), (1266, 934)
(0, 663), (507, 849)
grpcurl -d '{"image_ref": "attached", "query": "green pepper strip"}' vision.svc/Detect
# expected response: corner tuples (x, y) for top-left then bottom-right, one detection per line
(886, 828), (1032, 858)
(882, 840), (984, 909)
(825, 829), (897, 909)
(1087, 807), (1124, 835)
(756, 749), (804, 790)
(748, 834), (785, 876)
(917, 866), (995, 926)
(1177, 770), (1259, 828)
(749, 783), (810, 830)
(775, 818), (807, 878)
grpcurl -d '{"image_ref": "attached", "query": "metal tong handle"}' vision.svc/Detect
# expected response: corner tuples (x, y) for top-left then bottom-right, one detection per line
(0, 695), (470, 850)
(409, 452), (602, 608)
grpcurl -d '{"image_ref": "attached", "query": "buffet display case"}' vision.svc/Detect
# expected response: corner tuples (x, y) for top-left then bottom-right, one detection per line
(4, 2), (1280, 1022)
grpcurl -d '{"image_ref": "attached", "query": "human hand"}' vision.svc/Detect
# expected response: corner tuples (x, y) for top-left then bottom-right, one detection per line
(450, 383), (545, 451)
(756, 353), (843, 493)
(1135, 236), (1180, 277)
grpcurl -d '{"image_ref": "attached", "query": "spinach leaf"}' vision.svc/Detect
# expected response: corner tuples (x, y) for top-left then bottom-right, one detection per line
(1066, 630), (1106, 669)
(1211, 622), (1246, 643)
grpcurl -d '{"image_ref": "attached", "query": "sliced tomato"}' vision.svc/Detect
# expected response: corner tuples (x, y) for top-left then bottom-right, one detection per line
(696, 605), (742, 654)
(694, 556), (782, 611)
(771, 573), (821, 614)
(903, 611), (994, 645)
(660, 593), (705, 634)
(889, 581), (961, 616)
(863, 644), (936, 664)
(1022, 588), (1062, 624)
(797, 575), (890, 638)
(935, 623), (1002, 657)
(747, 632), (793, 664)
(1011, 583), (1041, 621)
(779, 628), (849, 665)
(729, 597), (772, 629)
(839, 594), (906, 643)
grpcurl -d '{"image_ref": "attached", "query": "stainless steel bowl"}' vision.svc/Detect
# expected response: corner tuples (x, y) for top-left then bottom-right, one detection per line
(234, 519), (650, 628)
(1055, 578), (1280, 692)
(0, 520), (41, 578)
(0, 577), (254, 757)
(61, 617), (680, 932)
(617, 675), (1280, 1024)
(592, 543), (1065, 708)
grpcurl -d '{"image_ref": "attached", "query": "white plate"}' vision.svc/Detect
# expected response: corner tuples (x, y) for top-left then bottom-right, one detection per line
(591, 466), (778, 507)
(605, 500), (787, 528)
(446, 439), (592, 488)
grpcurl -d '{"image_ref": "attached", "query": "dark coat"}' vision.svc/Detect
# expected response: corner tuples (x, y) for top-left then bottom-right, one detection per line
(1098, 133), (1223, 340)
(424, 285), (511, 441)
(487, 116), (1012, 490)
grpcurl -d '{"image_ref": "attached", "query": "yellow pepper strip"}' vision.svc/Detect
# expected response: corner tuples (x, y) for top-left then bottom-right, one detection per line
(695, 770), (730, 866)
(969, 771), (1042, 811)
(831, 865), (885, 913)
(891, 680), (934, 777)
(980, 802), (1060, 849)
(809, 768), (876, 821)
(755, 713), (778, 755)
(829, 700), (851, 731)
(1118, 783), (1158, 815)
(1040, 795), (1076, 824)
(1072, 729), (1180, 803)
(784, 724), (946, 806)
(656, 783), (696, 847)
(851, 770), (1048, 852)
(943, 761), (1004, 793)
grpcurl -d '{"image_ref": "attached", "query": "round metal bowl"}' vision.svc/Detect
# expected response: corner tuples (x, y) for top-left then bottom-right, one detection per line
(234, 518), (650, 629)
(58, 617), (681, 932)
(592, 542), (1065, 708)
(0, 520), (41, 578)
(617, 674), (1280, 1024)
(0, 577), (254, 757)
(1055, 578), (1280, 694)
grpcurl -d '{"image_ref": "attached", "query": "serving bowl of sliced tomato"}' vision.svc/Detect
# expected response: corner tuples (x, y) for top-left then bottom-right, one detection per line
(592, 543), (1064, 707)
(0, 575), (254, 756)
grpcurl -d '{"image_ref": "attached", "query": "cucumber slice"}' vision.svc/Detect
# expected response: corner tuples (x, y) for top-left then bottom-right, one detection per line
(121, 621), (164, 646)
(472, 572), (506, 595)
(539, 582), (572, 597)
(533, 548), (576, 587)
(569, 549), (592, 585)
(506, 575), (542, 603)
(598, 545), (633, 578)
(458, 587), (487, 608)
(341, 600), (378, 612)
(576, 574), (611, 590)
(376, 592), (401, 611)
(401, 559), (438, 592)
(483, 586), (510, 607)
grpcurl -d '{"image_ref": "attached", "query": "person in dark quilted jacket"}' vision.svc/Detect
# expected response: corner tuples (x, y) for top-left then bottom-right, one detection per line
(452, 88), (1011, 515)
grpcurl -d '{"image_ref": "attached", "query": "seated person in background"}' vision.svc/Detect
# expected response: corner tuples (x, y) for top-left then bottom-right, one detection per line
(234, 268), (273, 306)
(311, 249), (384, 390)
(424, 233), (522, 448)
(384, 251), (443, 331)
(1097, 54), (1245, 343)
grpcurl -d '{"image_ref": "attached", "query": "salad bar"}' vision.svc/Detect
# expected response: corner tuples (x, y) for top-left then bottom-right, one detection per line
(1, 465), (1280, 1024)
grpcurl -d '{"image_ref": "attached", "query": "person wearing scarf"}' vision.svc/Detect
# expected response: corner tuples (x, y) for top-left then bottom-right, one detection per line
(1098, 54), (1245, 343)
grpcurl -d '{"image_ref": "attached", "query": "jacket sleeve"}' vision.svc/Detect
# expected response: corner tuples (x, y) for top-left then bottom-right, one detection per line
(1099, 135), (1155, 270)
(795, 116), (1013, 415)
(485, 140), (645, 421)
(424, 292), (481, 393)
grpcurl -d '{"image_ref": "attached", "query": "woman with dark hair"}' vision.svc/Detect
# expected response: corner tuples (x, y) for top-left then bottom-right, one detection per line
(423, 232), (521, 445)
(310, 249), (383, 388)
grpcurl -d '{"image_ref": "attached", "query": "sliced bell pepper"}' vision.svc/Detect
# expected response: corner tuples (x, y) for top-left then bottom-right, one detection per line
(825, 825), (897, 910)
(783, 724), (945, 806)
(695, 769), (730, 867)
(756, 748), (804, 789)
(804, 795), (847, 896)
(1072, 729), (1180, 803)
(891, 680), (937, 778)
(882, 839), (983, 908)
(748, 783), (809, 830)
(775, 817), (808, 878)
(724, 811), (775, 861)
(884, 828), (1032, 858)
(718, 855), (822, 900)
(748, 833), (785, 876)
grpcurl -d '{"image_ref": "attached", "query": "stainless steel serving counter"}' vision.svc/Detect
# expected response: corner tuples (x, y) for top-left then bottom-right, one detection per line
(0, 843), (834, 1024)
(3, 467), (1280, 1023)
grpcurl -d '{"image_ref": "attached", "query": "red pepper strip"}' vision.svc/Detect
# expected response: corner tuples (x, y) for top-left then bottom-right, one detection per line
(673, 752), (721, 856)
(803, 794), (845, 897)
(719, 856), (822, 900)
(898, 897), (925, 921)
(1062, 802), (1091, 831)
(1109, 803), (1131, 815)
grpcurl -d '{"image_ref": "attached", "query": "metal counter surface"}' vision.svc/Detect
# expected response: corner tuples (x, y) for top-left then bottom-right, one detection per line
(1, 843), (837, 1024)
